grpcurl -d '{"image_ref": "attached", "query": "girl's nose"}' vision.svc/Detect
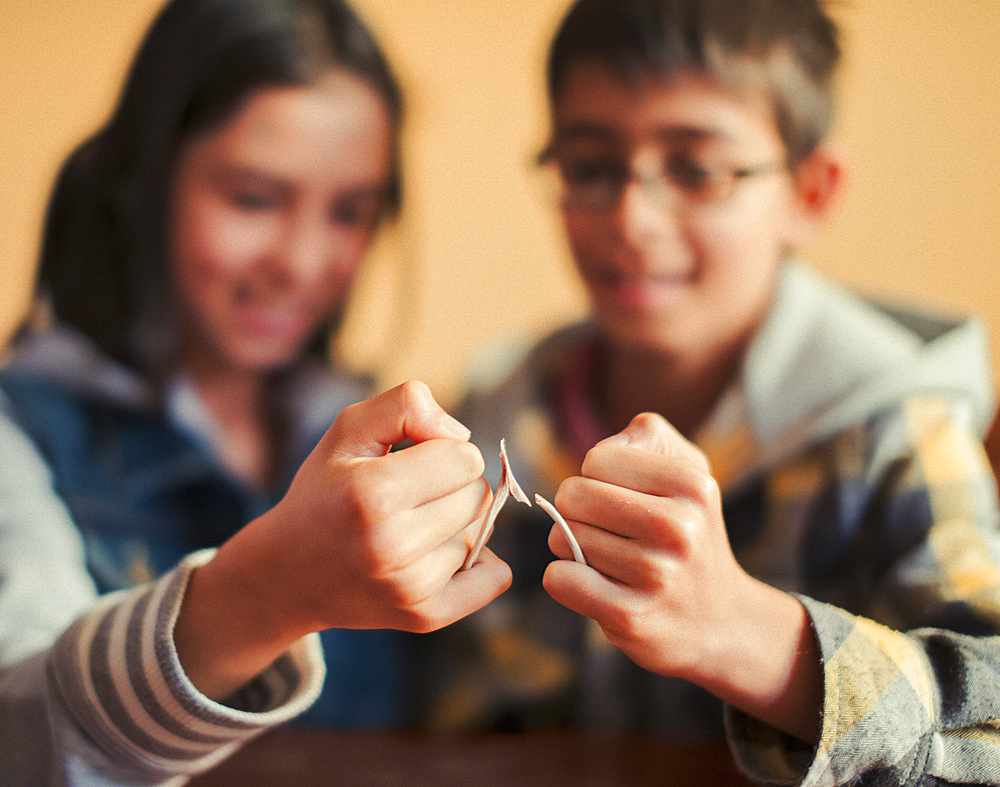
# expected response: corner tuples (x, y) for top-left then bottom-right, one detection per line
(272, 213), (332, 288)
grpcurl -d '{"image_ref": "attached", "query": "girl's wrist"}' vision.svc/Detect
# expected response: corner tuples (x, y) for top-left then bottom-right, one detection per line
(173, 510), (311, 701)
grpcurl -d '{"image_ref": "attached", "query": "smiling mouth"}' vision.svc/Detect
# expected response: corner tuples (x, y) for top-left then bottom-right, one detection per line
(592, 269), (693, 309)
(233, 287), (311, 338)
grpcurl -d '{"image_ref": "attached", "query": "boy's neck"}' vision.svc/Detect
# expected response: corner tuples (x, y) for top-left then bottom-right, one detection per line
(596, 333), (750, 441)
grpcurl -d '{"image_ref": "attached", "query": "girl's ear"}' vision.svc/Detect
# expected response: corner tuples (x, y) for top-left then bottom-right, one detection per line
(785, 143), (847, 245)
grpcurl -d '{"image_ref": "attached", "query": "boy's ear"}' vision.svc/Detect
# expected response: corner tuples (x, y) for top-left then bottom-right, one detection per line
(785, 143), (846, 244)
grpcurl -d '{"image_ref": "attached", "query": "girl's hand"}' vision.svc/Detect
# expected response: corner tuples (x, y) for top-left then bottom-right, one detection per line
(266, 379), (511, 635)
(175, 381), (512, 700)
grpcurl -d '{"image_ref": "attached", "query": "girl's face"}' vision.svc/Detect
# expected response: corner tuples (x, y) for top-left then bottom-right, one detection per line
(170, 69), (393, 374)
(550, 61), (803, 360)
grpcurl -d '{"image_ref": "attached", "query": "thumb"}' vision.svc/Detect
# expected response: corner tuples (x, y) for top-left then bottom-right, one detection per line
(597, 412), (710, 472)
(327, 380), (471, 459)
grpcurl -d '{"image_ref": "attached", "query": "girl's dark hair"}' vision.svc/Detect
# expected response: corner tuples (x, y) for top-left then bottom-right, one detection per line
(37, 0), (402, 370)
(547, 0), (840, 164)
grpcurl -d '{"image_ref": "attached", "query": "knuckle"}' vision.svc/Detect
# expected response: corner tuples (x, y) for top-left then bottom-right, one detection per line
(460, 443), (487, 479)
(620, 596), (661, 642)
(383, 579), (417, 609)
(409, 615), (439, 635)
(368, 571), (421, 613)
(344, 512), (403, 578)
(687, 470), (720, 507)
(362, 533), (411, 579)
(631, 411), (666, 432)
(351, 537), (390, 577)
(397, 379), (433, 415)
(349, 472), (398, 529)
(328, 401), (361, 442)
(554, 476), (586, 510)
(381, 564), (438, 610)
(604, 603), (643, 642)
(397, 606), (440, 634)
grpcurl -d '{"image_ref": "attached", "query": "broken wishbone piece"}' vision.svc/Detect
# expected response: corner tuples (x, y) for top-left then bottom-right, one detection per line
(534, 493), (587, 566)
(498, 437), (530, 507)
(463, 481), (507, 570)
(463, 439), (531, 569)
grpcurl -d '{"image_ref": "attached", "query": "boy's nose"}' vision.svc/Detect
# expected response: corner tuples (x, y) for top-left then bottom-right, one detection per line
(613, 177), (679, 248)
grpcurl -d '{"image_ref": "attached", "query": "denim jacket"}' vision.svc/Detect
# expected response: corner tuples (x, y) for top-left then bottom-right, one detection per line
(0, 324), (411, 728)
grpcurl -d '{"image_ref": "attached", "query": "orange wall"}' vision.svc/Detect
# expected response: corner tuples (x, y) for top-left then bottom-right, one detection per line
(2, 0), (998, 406)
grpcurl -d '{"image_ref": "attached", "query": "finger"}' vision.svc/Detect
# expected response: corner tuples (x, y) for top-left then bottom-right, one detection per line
(553, 476), (653, 539)
(456, 488), (495, 550)
(385, 528), (484, 607)
(375, 475), (492, 566)
(329, 381), (472, 459)
(548, 518), (665, 586)
(413, 500), (503, 593)
(555, 475), (707, 549)
(579, 444), (716, 503)
(400, 548), (513, 632)
(543, 563), (663, 662)
(542, 558), (623, 623)
(592, 412), (710, 472)
(369, 438), (487, 512)
(463, 486), (507, 570)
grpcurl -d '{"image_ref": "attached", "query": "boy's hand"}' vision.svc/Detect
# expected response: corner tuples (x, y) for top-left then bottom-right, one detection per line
(175, 381), (512, 700)
(541, 413), (821, 742)
(542, 412), (740, 681)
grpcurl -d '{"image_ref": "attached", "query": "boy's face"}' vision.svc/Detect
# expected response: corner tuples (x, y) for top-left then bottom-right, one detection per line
(549, 61), (801, 359)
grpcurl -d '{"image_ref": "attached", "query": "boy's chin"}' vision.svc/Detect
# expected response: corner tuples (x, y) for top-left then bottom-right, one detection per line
(596, 314), (689, 358)
(601, 324), (683, 356)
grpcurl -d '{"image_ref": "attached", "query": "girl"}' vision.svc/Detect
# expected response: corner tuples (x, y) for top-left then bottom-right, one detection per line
(0, 2), (512, 782)
(2, 0), (408, 745)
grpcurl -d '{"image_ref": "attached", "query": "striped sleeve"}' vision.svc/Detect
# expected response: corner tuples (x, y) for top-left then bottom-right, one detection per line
(47, 550), (326, 784)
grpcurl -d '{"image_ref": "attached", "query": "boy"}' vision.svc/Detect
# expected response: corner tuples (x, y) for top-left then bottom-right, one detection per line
(443, 0), (1000, 784)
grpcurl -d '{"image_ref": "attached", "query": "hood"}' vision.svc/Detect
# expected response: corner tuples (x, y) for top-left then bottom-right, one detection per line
(736, 261), (995, 477)
(1, 323), (154, 409)
(0, 323), (371, 465)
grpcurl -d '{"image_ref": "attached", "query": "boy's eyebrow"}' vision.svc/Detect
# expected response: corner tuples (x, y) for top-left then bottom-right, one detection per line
(551, 121), (733, 146)
(551, 120), (620, 142)
(655, 126), (729, 144)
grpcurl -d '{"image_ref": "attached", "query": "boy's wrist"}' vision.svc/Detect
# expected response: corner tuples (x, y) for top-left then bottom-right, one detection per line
(696, 578), (822, 742)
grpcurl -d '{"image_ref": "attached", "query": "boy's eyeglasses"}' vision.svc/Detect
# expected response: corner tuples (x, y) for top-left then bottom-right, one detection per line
(539, 149), (786, 211)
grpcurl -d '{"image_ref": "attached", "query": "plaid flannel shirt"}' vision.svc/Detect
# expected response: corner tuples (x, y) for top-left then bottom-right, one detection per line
(445, 262), (1000, 785)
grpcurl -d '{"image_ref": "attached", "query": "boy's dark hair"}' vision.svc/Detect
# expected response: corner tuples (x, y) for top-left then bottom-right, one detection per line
(36, 0), (402, 371)
(547, 0), (840, 164)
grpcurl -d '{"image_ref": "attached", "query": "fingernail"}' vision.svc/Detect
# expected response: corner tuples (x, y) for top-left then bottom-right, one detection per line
(597, 432), (629, 447)
(442, 413), (472, 439)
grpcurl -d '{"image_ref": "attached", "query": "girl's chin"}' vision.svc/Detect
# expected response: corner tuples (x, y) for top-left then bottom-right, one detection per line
(224, 337), (310, 373)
